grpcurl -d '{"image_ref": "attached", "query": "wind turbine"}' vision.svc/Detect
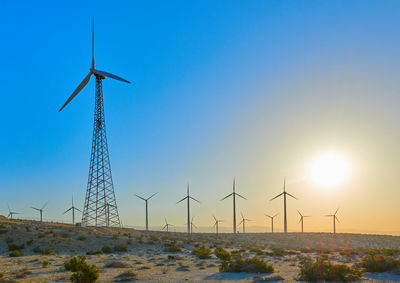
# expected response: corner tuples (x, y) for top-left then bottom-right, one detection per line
(59, 17), (130, 227)
(176, 183), (200, 234)
(270, 177), (297, 233)
(189, 217), (197, 234)
(264, 213), (278, 233)
(7, 205), (19, 220)
(31, 202), (48, 222)
(221, 178), (247, 233)
(326, 208), (340, 234)
(63, 196), (82, 225)
(238, 212), (251, 233)
(212, 215), (223, 236)
(135, 192), (158, 231)
(297, 210), (311, 233)
(162, 218), (173, 232)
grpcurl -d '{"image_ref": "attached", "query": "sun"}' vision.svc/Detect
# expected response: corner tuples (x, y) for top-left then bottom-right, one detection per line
(308, 152), (351, 188)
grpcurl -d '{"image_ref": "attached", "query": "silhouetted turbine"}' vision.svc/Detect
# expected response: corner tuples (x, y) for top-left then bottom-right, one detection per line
(325, 208), (340, 234)
(162, 218), (173, 232)
(63, 195), (82, 225)
(221, 178), (247, 233)
(270, 177), (297, 233)
(135, 192), (158, 231)
(176, 183), (200, 234)
(238, 212), (251, 233)
(212, 215), (223, 236)
(31, 202), (48, 222)
(7, 205), (19, 220)
(297, 210), (311, 233)
(264, 213), (278, 233)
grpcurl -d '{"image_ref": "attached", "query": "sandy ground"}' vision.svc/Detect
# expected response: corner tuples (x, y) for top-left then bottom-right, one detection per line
(0, 217), (400, 282)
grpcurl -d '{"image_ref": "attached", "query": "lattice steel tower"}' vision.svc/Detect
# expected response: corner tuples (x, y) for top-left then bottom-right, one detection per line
(59, 18), (130, 227)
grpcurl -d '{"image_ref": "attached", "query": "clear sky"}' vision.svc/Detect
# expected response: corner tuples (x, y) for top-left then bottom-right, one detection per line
(1, 0), (400, 234)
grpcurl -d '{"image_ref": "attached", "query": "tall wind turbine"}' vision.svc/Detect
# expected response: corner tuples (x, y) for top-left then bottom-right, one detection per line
(176, 183), (200, 234)
(7, 205), (19, 220)
(326, 208), (340, 234)
(270, 177), (297, 233)
(162, 218), (173, 232)
(59, 17), (130, 227)
(297, 210), (311, 233)
(31, 202), (48, 222)
(238, 212), (251, 233)
(212, 215), (223, 236)
(221, 178), (247, 233)
(264, 213), (278, 233)
(135, 192), (158, 231)
(63, 196), (82, 225)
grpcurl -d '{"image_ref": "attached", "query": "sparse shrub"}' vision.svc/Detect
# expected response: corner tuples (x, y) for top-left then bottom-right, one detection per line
(70, 262), (99, 283)
(192, 246), (212, 259)
(43, 248), (55, 255)
(249, 246), (264, 255)
(114, 243), (128, 252)
(112, 234), (119, 240)
(25, 226), (31, 232)
(26, 239), (33, 246)
(33, 246), (42, 254)
(220, 256), (274, 273)
(8, 243), (24, 251)
(359, 254), (400, 272)
(65, 255), (88, 272)
(38, 233), (45, 238)
(298, 256), (362, 282)
(104, 261), (130, 268)
(61, 233), (68, 238)
(126, 239), (133, 245)
(215, 247), (231, 261)
(114, 270), (137, 281)
(87, 250), (102, 255)
(168, 255), (176, 260)
(102, 245), (112, 254)
(42, 260), (51, 267)
(78, 235), (87, 241)
(164, 241), (182, 253)
(9, 250), (24, 257)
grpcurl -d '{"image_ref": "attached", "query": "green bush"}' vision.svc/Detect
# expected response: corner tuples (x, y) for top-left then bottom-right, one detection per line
(114, 243), (128, 252)
(65, 255), (88, 272)
(192, 247), (212, 259)
(359, 254), (400, 272)
(87, 250), (102, 255)
(164, 241), (182, 253)
(8, 243), (24, 251)
(78, 235), (87, 241)
(215, 247), (231, 261)
(298, 256), (362, 282)
(42, 260), (51, 267)
(220, 256), (274, 273)
(9, 250), (24, 257)
(70, 262), (99, 283)
(26, 239), (33, 246)
(102, 245), (112, 254)
(33, 246), (42, 253)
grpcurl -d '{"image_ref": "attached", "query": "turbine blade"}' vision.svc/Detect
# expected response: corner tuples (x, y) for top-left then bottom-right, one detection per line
(176, 196), (187, 204)
(190, 196), (200, 203)
(135, 194), (146, 201)
(286, 192), (298, 200)
(236, 193), (247, 200)
(334, 207), (340, 215)
(238, 220), (243, 226)
(7, 213), (11, 218)
(92, 69), (130, 83)
(42, 202), (48, 210)
(92, 17), (95, 69)
(7, 204), (11, 212)
(213, 215), (217, 221)
(31, 207), (40, 211)
(220, 193), (233, 201)
(241, 212), (244, 219)
(265, 214), (271, 218)
(63, 207), (72, 214)
(162, 224), (167, 230)
(273, 213), (278, 218)
(147, 192), (158, 200)
(75, 207), (82, 212)
(270, 192), (284, 201)
(59, 72), (92, 111)
(297, 210), (302, 217)
(335, 216), (340, 223)
(298, 218), (302, 224)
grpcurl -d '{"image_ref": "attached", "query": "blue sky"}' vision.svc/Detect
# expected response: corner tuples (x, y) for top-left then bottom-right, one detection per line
(1, 1), (400, 234)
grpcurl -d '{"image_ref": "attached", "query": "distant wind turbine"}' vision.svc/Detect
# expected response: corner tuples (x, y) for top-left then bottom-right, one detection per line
(135, 192), (158, 231)
(63, 195), (82, 225)
(7, 205), (19, 220)
(31, 202), (48, 222)
(238, 212), (251, 233)
(212, 215), (223, 236)
(270, 177), (297, 233)
(326, 208), (340, 234)
(297, 210), (311, 233)
(176, 183), (200, 234)
(190, 217), (197, 233)
(162, 218), (173, 232)
(264, 213), (278, 233)
(221, 178), (247, 233)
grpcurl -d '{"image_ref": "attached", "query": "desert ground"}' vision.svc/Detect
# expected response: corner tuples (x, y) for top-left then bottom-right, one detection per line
(0, 216), (400, 282)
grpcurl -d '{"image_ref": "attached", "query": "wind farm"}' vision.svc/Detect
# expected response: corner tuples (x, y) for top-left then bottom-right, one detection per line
(2, 1), (400, 282)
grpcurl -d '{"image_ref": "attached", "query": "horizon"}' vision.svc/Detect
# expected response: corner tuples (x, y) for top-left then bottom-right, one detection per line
(2, 1), (400, 235)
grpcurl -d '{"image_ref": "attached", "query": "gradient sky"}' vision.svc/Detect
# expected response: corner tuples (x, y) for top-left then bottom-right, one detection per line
(1, 0), (400, 234)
